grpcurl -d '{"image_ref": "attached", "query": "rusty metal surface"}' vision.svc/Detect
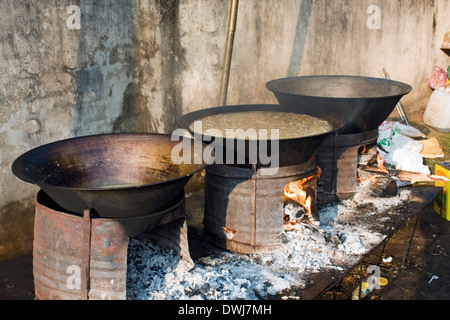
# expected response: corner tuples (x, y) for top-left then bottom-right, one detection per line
(33, 193), (90, 300)
(88, 217), (129, 300)
(204, 160), (317, 254)
(33, 189), (187, 300)
(12, 133), (209, 218)
(316, 129), (378, 202)
(146, 218), (193, 266)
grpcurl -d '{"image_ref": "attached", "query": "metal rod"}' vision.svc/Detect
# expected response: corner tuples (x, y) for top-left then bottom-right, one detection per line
(219, 0), (239, 106)
(381, 68), (409, 125)
(404, 215), (419, 269)
(82, 208), (92, 300)
(358, 262), (363, 299)
(250, 163), (257, 247)
(402, 217), (411, 271)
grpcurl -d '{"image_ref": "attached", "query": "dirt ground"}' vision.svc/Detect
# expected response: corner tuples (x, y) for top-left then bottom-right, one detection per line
(320, 203), (450, 300)
(0, 100), (448, 301)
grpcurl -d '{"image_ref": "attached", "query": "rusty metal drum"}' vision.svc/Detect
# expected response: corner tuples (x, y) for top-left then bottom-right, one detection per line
(316, 129), (378, 202)
(204, 159), (317, 254)
(32, 190), (186, 300)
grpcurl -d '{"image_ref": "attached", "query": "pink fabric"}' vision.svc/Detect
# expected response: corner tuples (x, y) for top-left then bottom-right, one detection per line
(429, 66), (448, 89)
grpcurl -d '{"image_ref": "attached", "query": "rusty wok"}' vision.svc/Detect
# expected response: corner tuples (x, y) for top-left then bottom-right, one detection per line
(177, 104), (345, 168)
(266, 75), (412, 134)
(12, 133), (210, 218)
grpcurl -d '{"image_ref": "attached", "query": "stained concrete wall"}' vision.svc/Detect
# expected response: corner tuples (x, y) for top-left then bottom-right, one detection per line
(225, 0), (450, 107)
(0, 0), (449, 260)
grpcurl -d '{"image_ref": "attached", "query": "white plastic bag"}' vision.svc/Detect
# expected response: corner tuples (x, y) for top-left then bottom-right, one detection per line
(377, 121), (430, 174)
(378, 121), (425, 153)
(378, 148), (430, 174)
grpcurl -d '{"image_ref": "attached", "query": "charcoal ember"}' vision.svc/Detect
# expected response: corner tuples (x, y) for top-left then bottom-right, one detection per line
(283, 199), (307, 220)
(186, 285), (201, 297)
(372, 175), (397, 197)
(357, 169), (398, 198)
(280, 232), (290, 244)
(358, 153), (377, 166)
(356, 202), (378, 212)
(380, 179), (398, 197)
(324, 231), (346, 246)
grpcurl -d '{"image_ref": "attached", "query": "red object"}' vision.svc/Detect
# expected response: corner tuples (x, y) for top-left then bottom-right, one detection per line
(429, 66), (448, 89)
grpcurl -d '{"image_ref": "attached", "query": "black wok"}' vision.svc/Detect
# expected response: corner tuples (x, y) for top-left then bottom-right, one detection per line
(266, 75), (412, 134)
(177, 104), (345, 168)
(12, 133), (210, 218)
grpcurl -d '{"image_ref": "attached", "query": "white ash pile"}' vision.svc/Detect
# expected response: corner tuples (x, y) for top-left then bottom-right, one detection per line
(126, 235), (298, 300)
(126, 184), (412, 300)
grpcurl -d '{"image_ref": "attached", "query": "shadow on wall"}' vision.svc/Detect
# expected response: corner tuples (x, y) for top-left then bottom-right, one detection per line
(73, 0), (185, 136)
(73, 0), (155, 136)
(287, 0), (313, 77)
(112, 82), (153, 133)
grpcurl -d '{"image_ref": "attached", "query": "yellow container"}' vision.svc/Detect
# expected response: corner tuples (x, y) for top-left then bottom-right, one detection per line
(434, 162), (450, 221)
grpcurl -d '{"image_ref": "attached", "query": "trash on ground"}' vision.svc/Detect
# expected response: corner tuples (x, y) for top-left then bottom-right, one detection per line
(378, 121), (430, 175)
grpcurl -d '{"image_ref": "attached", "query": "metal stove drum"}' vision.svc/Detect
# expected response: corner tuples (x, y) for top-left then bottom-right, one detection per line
(12, 133), (209, 300)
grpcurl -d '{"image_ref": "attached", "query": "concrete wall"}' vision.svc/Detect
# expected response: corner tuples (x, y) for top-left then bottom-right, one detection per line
(225, 0), (450, 107)
(1, 0), (449, 260)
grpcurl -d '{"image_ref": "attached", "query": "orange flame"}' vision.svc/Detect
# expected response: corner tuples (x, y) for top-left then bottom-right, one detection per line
(357, 175), (378, 184)
(283, 168), (321, 231)
(284, 169), (319, 219)
(377, 153), (389, 174)
(284, 182), (312, 214)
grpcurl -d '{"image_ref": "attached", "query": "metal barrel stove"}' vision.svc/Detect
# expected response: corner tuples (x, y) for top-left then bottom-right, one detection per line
(32, 190), (188, 300)
(204, 160), (318, 254)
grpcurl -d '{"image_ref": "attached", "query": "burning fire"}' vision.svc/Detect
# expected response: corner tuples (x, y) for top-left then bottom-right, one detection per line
(283, 168), (320, 231)
(377, 153), (389, 174)
(360, 145), (367, 154)
(222, 226), (237, 239)
(357, 153), (389, 184)
(357, 175), (378, 184)
(284, 180), (313, 215)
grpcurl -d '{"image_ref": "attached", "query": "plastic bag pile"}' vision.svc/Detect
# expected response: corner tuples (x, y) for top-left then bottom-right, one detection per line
(377, 121), (430, 174)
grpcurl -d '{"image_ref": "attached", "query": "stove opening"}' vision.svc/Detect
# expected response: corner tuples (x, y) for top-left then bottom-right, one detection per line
(283, 167), (321, 231)
(356, 144), (399, 198)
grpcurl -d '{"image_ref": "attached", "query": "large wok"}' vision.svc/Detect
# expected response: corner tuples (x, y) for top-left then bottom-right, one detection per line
(177, 104), (345, 168)
(12, 133), (210, 218)
(266, 75), (412, 134)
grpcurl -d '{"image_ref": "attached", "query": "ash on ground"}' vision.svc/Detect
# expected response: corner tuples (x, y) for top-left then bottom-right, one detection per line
(126, 181), (411, 300)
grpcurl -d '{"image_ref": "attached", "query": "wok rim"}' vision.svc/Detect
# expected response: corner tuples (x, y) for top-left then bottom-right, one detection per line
(11, 132), (210, 192)
(265, 75), (413, 100)
(177, 104), (345, 142)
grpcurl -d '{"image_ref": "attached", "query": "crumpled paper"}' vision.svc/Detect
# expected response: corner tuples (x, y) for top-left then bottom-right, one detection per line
(377, 121), (430, 174)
